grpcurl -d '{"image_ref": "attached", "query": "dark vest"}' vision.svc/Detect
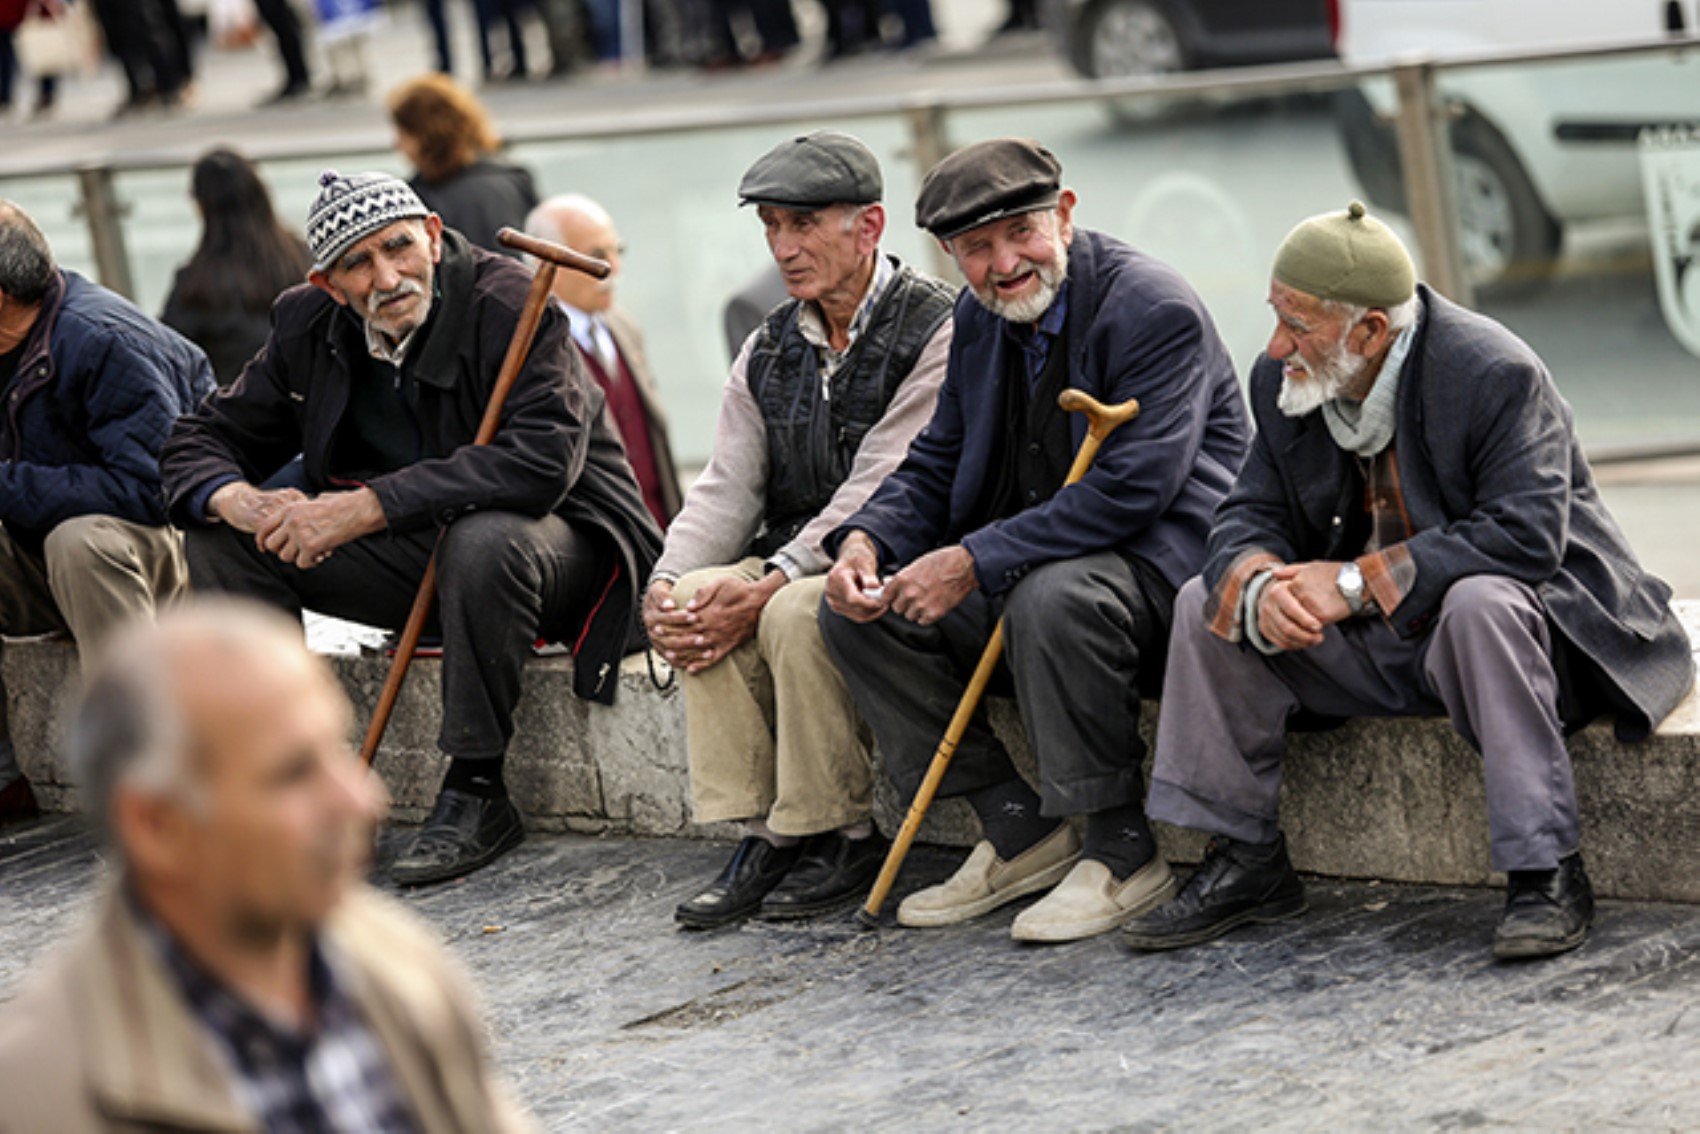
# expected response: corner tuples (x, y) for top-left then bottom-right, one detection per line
(743, 260), (953, 558)
(972, 322), (1075, 528)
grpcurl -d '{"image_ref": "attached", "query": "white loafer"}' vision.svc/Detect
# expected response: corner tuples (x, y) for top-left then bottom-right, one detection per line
(897, 825), (1082, 928)
(1010, 856), (1176, 943)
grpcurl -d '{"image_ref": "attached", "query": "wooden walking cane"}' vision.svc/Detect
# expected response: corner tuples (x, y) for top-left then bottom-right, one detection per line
(358, 227), (611, 766)
(855, 389), (1141, 927)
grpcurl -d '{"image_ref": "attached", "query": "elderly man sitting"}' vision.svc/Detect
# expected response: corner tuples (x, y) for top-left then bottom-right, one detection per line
(650, 131), (953, 928)
(1123, 202), (1695, 960)
(163, 171), (661, 886)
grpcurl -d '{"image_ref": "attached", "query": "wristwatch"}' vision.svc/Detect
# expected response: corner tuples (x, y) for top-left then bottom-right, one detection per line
(1336, 561), (1368, 615)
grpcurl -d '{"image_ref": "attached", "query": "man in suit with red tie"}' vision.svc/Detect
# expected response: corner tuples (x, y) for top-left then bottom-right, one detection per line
(525, 195), (682, 530)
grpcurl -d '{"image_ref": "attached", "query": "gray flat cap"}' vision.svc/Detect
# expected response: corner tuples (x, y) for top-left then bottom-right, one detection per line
(737, 130), (883, 209)
(916, 138), (1062, 240)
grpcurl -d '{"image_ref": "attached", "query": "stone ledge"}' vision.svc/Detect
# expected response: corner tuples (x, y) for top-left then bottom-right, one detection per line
(9, 603), (1700, 902)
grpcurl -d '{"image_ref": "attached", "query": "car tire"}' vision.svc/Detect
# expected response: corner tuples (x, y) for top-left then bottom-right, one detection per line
(1074, 0), (1188, 80)
(1451, 112), (1563, 298)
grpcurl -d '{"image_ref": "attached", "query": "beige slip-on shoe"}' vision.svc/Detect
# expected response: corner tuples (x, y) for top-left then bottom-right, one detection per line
(897, 824), (1082, 928)
(1010, 856), (1177, 943)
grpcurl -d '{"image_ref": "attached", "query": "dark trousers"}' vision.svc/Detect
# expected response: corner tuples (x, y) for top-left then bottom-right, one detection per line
(185, 510), (602, 763)
(422, 0), (454, 72)
(472, 0), (529, 76)
(820, 551), (1175, 817)
(254, 0), (311, 87)
(91, 0), (187, 98)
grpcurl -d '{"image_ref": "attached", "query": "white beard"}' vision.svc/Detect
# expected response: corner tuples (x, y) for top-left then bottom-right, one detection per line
(1276, 337), (1369, 418)
(971, 240), (1070, 325)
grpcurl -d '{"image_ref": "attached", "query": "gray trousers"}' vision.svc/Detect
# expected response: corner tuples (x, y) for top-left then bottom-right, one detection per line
(820, 551), (1173, 817)
(1148, 574), (1579, 872)
(186, 510), (602, 763)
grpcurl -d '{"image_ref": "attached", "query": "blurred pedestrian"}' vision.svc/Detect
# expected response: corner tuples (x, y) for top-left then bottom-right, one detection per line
(389, 73), (540, 255)
(0, 600), (537, 1131)
(161, 148), (313, 387)
(473, 0), (529, 80)
(315, 0), (379, 97)
(421, 0), (453, 73)
(702, 0), (798, 68)
(253, 0), (313, 104)
(527, 193), (682, 528)
(89, 0), (188, 115)
(2, 0), (81, 118)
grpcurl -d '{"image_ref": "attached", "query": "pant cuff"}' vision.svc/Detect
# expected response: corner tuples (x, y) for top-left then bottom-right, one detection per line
(1039, 768), (1140, 818)
(1147, 778), (1278, 845)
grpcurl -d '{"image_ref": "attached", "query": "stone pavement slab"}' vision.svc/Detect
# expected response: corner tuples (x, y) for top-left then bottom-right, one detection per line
(3, 818), (1697, 1130)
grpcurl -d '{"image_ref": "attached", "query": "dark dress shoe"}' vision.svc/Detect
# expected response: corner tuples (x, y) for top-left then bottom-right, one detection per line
(1121, 834), (1306, 951)
(1494, 851), (1594, 960)
(391, 789), (524, 886)
(759, 830), (889, 920)
(675, 837), (800, 929)
(0, 775), (39, 826)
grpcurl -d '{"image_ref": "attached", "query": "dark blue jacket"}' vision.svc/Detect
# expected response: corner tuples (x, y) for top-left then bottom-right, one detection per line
(0, 271), (212, 549)
(832, 228), (1248, 594)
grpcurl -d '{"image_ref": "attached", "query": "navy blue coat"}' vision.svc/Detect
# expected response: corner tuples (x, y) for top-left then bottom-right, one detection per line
(832, 228), (1248, 594)
(1205, 286), (1694, 739)
(0, 271), (212, 548)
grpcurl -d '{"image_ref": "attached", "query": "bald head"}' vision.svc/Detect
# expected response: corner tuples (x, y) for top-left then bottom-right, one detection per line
(525, 194), (622, 313)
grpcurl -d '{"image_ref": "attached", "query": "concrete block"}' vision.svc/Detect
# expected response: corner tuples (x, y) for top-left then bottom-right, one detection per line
(6, 601), (1699, 902)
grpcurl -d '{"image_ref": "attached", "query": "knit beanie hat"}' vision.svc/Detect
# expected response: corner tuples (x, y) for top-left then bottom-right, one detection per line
(1272, 200), (1416, 309)
(306, 169), (430, 272)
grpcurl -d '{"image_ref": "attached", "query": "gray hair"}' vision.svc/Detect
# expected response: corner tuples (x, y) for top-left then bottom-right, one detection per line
(0, 201), (56, 305)
(1322, 293), (1420, 334)
(67, 599), (308, 847)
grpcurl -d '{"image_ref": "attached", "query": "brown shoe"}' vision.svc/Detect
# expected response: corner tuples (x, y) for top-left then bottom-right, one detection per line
(0, 775), (40, 825)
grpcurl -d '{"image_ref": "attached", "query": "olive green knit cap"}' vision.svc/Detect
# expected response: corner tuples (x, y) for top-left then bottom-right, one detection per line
(1272, 200), (1416, 309)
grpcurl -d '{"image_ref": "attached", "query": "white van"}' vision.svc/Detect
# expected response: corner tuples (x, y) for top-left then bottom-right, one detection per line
(1334, 0), (1700, 290)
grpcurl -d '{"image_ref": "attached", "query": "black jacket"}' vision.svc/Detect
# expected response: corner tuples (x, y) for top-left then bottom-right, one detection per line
(162, 232), (662, 703)
(409, 159), (539, 258)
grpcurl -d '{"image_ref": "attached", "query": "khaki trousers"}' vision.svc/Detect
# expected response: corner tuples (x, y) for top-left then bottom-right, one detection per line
(674, 558), (873, 836)
(0, 516), (189, 674)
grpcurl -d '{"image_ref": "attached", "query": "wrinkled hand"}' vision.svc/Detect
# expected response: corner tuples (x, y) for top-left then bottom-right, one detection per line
(644, 580), (692, 664)
(886, 545), (977, 626)
(255, 487), (386, 569)
(1256, 561), (1351, 651)
(208, 482), (308, 535)
(649, 573), (784, 674)
(823, 531), (889, 624)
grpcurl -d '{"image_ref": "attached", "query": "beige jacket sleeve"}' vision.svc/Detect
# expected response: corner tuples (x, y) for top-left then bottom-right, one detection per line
(650, 334), (769, 584)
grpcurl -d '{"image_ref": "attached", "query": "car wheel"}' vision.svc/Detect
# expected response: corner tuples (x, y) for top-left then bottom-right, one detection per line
(1451, 114), (1563, 297)
(1077, 0), (1187, 80)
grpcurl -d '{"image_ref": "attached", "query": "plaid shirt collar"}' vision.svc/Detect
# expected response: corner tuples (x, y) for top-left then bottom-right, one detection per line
(131, 893), (419, 1134)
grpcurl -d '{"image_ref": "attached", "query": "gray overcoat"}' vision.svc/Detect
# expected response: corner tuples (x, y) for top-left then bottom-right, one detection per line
(1204, 285), (1694, 740)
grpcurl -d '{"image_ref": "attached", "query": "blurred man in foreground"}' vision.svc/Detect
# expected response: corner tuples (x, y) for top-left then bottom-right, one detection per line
(0, 599), (533, 1131)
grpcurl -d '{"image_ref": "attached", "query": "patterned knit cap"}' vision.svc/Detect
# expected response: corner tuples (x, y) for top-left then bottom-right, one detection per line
(306, 169), (430, 272)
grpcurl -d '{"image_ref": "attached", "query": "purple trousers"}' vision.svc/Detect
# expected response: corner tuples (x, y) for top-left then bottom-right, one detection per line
(1148, 574), (1580, 872)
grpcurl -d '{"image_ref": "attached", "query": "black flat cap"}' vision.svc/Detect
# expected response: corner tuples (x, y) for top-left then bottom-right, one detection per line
(737, 130), (883, 209)
(915, 138), (1063, 240)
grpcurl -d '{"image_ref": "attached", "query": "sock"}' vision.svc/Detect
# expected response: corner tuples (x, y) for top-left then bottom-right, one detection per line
(967, 777), (1057, 860)
(1082, 802), (1156, 879)
(0, 740), (18, 789)
(442, 757), (505, 799)
(747, 817), (799, 848)
(836, 819), (873, 841)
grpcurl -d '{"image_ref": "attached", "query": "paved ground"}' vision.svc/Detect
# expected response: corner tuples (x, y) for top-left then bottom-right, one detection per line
(4, 816), (1698, 1130)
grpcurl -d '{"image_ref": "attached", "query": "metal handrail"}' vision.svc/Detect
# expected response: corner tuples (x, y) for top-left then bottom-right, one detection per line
(2, 32), (1693, 181)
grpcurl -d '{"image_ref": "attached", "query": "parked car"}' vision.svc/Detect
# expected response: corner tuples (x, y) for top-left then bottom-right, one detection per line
(1335, 0), (1700, 292)
(1042, 0), (1336, 81)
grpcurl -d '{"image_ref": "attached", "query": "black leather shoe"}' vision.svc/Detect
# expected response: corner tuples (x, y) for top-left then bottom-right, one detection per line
(1121, 834), (1306, 951)
(675, 837), (800, 929)
(758, 830), (889, 920)
(1494, 851), (1594, 960)
(391, 789), (524, 886)
(0, 774), (39, 827)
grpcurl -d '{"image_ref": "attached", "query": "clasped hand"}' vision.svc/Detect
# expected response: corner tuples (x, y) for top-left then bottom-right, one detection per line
(211, 482), (385, 570)
(824, 533), (976, 627)
(1255, 561), (1354, 651)
(644, 572), (784, 674)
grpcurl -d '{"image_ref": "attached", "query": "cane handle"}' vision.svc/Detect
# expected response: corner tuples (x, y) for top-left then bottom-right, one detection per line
(496, 227), (612, 279)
